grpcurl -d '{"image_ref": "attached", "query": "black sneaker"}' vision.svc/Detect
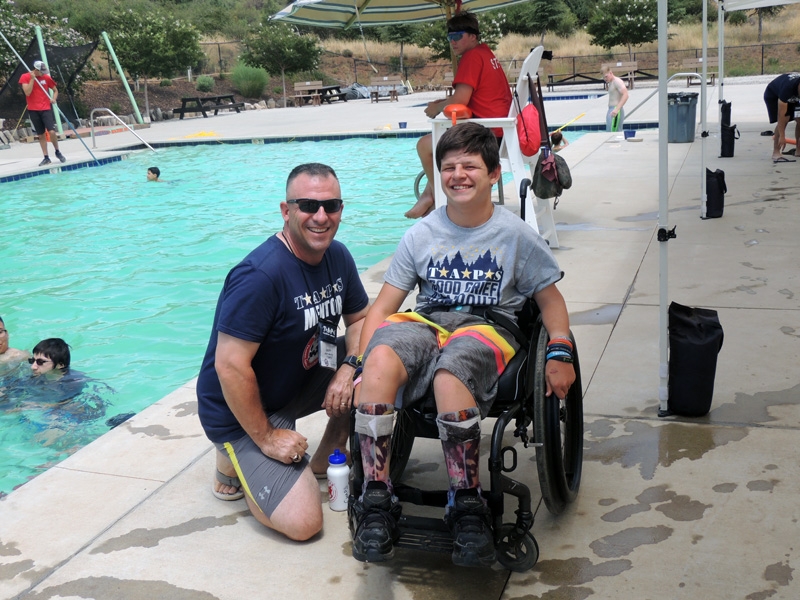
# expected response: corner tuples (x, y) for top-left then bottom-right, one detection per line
(39, 156), (51, 166)
(445, 488), (496, 567)
(55, 150), (66, 163)
(350, 481), (401, 563)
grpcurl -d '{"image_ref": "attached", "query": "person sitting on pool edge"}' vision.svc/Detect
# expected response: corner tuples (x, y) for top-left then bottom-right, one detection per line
(405, 11), (511, 219)
(146, 166), (162, 182)
(350, 122), (575, 567)
(0, 316), (30, 371)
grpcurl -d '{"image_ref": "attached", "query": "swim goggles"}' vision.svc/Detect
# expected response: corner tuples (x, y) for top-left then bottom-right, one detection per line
(287, 198), (343, 214)
(447, 31), (466, 42)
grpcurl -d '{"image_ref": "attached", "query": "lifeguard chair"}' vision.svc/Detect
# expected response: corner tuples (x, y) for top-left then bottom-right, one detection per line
(429, 46), (560, 248)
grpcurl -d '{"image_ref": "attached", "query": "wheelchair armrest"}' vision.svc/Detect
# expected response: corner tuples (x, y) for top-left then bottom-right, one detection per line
(489, 347), (528, 416)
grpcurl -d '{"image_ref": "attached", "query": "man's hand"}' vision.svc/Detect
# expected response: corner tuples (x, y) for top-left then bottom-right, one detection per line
(544, 359), (575, 400)
(321, 365), (356, 417)
(261, 428), (309, 464)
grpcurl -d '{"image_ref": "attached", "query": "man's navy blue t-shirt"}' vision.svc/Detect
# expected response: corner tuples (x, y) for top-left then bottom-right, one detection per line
(767, 73), (800, 104)
(196, 235), (368, 443)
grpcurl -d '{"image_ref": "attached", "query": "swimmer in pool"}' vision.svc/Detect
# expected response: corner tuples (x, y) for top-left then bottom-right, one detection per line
(23, 338), (90, 408)
(146, 166), (162, 182)
(29, 338), (71, 378)
(0, 316), (30, 372)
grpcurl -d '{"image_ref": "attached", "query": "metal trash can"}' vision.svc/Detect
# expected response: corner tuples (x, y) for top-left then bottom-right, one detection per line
(667, 92), (698, 143)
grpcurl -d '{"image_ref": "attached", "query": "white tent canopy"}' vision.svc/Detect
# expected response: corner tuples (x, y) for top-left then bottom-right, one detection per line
(725, 0), (800, 9)
(656, 0), (799, 414)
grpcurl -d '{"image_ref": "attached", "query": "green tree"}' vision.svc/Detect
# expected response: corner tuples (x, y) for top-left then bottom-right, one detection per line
(0, 1), (89, 82)
(562, 0), (595, 27)
(502, 0), (576, 45)
(586, 0), (658, 59)
(241, 22), (321, 108)
(754, 6), (784, 42)
(667, 0), (705, 24)
(104, 9), (204, 120)
(377, 25), (420, 76)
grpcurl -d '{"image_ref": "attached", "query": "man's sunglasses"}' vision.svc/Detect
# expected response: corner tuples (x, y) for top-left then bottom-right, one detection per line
(287, 198), (343, 214)
(447, 31), (466, 42)
(28, 357), (52, 366)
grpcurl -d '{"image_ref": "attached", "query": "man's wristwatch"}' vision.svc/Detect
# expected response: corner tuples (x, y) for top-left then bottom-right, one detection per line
(342, 355), (360, 369)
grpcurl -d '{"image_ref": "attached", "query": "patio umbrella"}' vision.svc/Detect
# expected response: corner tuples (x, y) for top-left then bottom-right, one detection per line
(271, 0), (530, 72)
(272, 0), (529, 28)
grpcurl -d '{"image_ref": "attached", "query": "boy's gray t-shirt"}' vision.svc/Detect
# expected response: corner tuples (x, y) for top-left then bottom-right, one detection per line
(384, 205), (562, 319)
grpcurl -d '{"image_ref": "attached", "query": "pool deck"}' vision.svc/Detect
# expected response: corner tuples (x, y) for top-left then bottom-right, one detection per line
(3, 77), (800, 599)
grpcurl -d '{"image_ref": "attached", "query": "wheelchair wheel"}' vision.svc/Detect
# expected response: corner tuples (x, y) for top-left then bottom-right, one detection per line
(389, 409), (416, 483)
(531, 323), (584, 515)
(496, 524), (540, 572)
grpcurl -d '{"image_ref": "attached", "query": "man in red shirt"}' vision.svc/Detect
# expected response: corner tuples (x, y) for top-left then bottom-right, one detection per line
(406, 12), (511, 219)
(19, 61), (66, 166)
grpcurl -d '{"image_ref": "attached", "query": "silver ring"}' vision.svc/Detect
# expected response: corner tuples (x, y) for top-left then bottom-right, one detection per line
(292, 453), (301, 463)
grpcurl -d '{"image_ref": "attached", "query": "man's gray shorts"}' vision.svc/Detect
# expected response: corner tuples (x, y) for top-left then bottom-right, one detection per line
(215, 339), (344, 517)
(362, 311), (519, 418)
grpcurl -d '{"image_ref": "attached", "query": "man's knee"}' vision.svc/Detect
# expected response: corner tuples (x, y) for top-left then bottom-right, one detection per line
(253, 470), (324, 541)
(280, 510), (323, 542)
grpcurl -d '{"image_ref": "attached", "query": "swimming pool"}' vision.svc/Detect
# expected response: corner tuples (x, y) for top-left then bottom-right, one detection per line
(0, 137), (422, 496)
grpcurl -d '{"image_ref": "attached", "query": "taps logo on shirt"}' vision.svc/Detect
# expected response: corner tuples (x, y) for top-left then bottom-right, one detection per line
(293, 278), (344, 331)
(426, 250), (503, 307)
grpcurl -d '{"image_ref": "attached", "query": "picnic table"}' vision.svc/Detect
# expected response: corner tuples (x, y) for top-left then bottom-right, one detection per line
(173, 94), (244, 119)
(545, 72), (605, 91)
(294, 82), (348, 106)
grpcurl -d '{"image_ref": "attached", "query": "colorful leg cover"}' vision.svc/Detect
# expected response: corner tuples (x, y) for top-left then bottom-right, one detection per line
(355, 403), (395, 494)
(437, 407), (482, 508)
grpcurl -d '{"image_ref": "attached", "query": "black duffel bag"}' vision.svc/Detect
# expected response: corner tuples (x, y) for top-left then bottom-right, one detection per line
(667, 302), (724, 417)
(704, 168), (726, 219)
(720, 123), (739, 158)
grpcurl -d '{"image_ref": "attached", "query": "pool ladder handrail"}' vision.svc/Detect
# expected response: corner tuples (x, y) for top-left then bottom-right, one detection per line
(89, 108), (157, 152)
(624, 73), (703, 120)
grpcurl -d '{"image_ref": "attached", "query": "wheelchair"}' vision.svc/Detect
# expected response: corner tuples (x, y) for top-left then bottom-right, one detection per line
(348, 301), (584, 572)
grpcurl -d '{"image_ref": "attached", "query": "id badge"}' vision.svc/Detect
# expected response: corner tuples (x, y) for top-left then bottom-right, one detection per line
(318, 318), (338, 371)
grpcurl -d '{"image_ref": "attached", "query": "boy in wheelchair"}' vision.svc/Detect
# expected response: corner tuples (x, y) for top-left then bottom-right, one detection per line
(351, 122), (575, 567)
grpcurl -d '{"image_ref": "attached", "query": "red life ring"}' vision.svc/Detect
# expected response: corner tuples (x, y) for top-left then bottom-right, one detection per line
(443, 103), (472, 126)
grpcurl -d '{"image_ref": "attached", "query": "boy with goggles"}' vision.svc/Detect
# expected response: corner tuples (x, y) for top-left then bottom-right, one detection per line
(406, 11), (511, 219)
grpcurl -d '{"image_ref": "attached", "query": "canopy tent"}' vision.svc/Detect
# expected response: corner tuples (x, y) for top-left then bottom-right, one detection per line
(725, 0), (799, 8)
(655, 0), (798, 415)
(717, 0), (800, 102)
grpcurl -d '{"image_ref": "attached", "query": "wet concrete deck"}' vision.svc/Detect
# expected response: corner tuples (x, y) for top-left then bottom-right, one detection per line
(1, 76), (799, 599)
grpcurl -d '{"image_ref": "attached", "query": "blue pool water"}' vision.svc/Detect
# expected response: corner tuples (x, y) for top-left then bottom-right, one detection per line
(0, 137), (422, 495)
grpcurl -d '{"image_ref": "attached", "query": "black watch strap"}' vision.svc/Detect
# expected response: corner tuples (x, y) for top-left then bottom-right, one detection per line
(342, 355), (360, 369)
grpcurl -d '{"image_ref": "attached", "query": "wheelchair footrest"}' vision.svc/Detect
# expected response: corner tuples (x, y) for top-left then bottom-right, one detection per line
(396, 515), (453, 554)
